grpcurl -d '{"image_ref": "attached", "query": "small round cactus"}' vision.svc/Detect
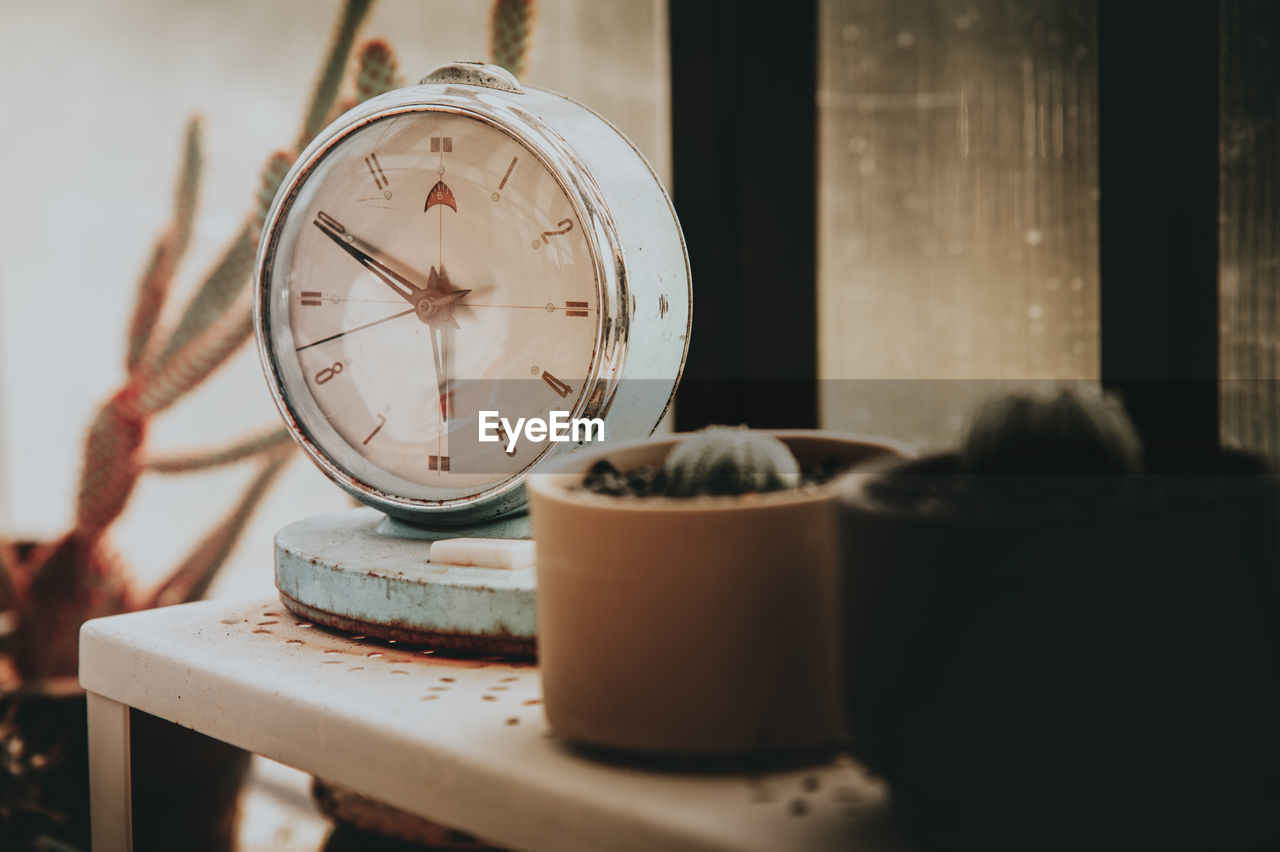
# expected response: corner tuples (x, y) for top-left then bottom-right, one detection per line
(662, 425), (802, 497)
(960, 388), (1143, 477)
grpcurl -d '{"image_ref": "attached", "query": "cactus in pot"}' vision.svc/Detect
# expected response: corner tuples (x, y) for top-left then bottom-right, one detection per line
(838, 388), (1280, 851)
(529, 426), (912, 760)
(662, 425), (802, 496)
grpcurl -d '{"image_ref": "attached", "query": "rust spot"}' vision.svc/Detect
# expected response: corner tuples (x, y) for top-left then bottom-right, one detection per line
(499, 676), (518, 683)
(506, 717), (519, 726)
(659, 294), (669, 318)
(429, 686), (450, 692)
(257, 621), (279, 626)
(482, 695), (498, 702)
(489, 686), (509, 692)
(522, 699), (542, 706)
(390, 670), (409, 675)
(348, 666), (365, 672)
(277, 593), (537, 659)
(439, 677), (455, 683)
(253, 629), (272, 635)
(286, 640), (304, 646)
(789, 798), (809, 817)
(367, 652), (384, 658)
(420, 695), (439, 701)
(322, 660), (342, 665)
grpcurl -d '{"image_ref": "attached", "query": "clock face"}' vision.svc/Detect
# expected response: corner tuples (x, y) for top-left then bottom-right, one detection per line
(262, 108), (602, 506)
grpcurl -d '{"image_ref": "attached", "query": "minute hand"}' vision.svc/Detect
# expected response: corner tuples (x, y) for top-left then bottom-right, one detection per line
(314, 213), (424, 305)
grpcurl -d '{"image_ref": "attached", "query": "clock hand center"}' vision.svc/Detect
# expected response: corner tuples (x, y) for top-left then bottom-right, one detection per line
(413, 266), (470, 326)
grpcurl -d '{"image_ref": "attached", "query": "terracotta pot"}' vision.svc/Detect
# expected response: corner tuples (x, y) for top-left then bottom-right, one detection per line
(837, 448), (1280, 850)
(527, 430), (910, 759)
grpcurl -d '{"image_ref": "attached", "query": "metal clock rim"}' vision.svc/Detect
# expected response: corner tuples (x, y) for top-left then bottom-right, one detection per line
(254, 86), (631, 525)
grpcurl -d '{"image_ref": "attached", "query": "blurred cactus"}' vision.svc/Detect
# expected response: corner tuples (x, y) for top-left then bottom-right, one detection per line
(1, 1), (547, 842)
(0, 0), (548, 689)
(356, 40), (405, 102)
(663, 426), (803, 497)
(0, 0), (378, 685)
(490, 0), (538, 78)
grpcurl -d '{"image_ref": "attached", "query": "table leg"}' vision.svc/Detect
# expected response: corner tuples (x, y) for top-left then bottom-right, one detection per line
(87, 691), (133, 851)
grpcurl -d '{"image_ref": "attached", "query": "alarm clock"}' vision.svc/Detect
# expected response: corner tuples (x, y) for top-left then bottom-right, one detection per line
(255, 61), (690, 526)
(254, 62), (689, 649)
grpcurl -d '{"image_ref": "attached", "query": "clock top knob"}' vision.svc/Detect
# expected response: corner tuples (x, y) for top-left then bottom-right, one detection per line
(419, 61), (523, 94)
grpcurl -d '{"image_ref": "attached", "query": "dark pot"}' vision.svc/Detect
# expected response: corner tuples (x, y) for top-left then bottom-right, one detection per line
(837, 449), (1280, 851)
(0, 690), (249, 851)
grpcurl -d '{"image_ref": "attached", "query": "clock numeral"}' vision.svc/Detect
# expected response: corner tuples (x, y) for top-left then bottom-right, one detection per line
(362, 413), (386, 445)
(364, 153), (389, 190)
(535, 219), (574, 248)
(315, 210), (345, 234)
(429, 454), (451, 471)
(565, 301), (589, 317)
(498, 156), (518, 190)
(300, 290), (324, 306)
(541, 371), (573, 398)
(315, 362), (344, 385)
(430, 135), (453, 153)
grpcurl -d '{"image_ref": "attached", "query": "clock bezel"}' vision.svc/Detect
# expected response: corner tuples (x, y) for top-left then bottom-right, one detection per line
(255, 86), (630, 526)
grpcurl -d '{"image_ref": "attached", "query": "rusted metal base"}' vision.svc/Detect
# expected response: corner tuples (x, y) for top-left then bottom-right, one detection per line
(278, 591), (535, 658)
(274, 508), (537, 658)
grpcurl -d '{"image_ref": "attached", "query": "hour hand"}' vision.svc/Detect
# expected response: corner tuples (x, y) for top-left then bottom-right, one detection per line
(313, 211), (423, 305)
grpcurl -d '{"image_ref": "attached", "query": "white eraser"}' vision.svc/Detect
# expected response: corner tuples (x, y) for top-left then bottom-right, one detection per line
(428, 538), (536, 571)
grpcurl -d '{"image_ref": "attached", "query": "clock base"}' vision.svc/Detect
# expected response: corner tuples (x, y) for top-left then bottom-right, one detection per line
(274, 508), (536, 657)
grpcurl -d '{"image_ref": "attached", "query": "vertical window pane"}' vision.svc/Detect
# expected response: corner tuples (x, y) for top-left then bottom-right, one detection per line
(1220, 0), (1280, 459)
(818, 0), (1099, 447)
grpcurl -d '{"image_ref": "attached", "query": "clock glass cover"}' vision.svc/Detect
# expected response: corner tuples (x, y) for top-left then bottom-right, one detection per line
(261, 108), (603, 509)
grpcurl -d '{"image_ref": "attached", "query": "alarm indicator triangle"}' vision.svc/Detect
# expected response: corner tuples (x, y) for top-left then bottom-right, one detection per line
(425, 180), (457, 212)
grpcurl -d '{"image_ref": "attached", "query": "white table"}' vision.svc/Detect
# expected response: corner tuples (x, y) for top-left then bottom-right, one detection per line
(79, 598), (908, 852)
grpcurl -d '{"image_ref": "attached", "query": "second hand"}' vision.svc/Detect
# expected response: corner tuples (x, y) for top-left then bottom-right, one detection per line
(296, 307), (416, 352)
